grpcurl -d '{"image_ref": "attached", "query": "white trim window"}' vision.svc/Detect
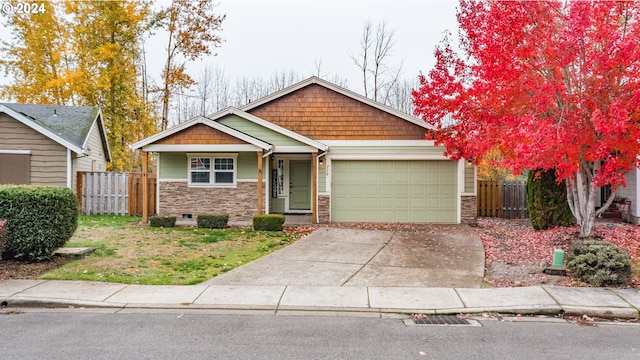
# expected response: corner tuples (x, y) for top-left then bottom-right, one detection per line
(213, 157), (234, 184)
(188, 154), (237, 186)
(190, 157), (211, 184)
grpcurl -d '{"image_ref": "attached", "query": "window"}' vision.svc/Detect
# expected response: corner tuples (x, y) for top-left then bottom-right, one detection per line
(277, 158), (285, 196)
(189, 155), (236, 186)
(190, 157), (210, 184)
(214, 157), (234, 184)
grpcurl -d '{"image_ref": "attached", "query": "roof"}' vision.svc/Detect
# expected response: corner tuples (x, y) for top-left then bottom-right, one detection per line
(0, 103), (111, 161)
(240, 76), (434, 131)
(131, 108), (327, 152)
(131, 114), (272, 151)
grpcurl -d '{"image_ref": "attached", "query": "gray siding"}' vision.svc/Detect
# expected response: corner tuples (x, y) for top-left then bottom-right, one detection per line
(0, 113), (67, 187)
(73, 119), (108, 190)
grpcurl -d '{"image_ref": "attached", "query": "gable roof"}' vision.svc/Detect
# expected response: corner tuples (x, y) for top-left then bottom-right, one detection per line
(240, 76), (434, 132)
(132, 108), (327, 151)
(131, 114), (272, 151)
(0, 103), (111, 161)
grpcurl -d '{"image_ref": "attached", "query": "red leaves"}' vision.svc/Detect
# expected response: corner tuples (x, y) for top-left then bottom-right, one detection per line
(413, 0), (640, 191)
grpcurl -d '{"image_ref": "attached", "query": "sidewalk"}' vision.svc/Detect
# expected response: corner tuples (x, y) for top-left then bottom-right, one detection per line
(2, 279), (639, 319)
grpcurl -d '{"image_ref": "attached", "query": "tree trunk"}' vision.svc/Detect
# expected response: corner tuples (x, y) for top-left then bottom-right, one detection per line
(566, 161), (617, 238)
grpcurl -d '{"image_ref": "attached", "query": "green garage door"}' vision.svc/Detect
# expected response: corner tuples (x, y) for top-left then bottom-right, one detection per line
(331, 160), (457, 223)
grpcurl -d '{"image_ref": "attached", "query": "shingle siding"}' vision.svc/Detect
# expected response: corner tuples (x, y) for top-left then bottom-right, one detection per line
(248, 84), (427, 140)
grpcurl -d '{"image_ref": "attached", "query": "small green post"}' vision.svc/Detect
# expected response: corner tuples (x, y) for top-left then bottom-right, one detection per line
(552, 249), (565, 267)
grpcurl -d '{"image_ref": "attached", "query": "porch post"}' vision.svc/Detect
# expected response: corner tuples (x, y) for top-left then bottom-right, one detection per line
(257, 150), (263, 214)
(311, 152), (317, 224)
(142, 150), (149, 223)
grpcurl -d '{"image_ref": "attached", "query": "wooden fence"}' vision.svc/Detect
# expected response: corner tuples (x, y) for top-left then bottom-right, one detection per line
(477, 180), (527, 219)
(128, 173), (157, 217)
(77, 172), (156, 216)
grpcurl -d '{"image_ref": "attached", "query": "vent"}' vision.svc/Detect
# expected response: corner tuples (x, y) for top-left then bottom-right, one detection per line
(405, 315), (481, 327)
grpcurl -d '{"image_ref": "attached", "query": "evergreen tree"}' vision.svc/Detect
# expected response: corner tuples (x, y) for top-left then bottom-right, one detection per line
(527, 169), (574, 230)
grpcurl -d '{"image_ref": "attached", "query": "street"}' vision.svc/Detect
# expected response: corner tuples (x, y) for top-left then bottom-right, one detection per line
(0, 310), (638, 359)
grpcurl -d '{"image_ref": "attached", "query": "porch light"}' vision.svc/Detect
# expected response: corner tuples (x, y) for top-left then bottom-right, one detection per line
(319, 158), (325, 167)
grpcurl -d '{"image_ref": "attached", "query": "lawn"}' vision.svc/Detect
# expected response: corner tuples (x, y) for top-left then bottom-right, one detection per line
(40, 215), (304, 285)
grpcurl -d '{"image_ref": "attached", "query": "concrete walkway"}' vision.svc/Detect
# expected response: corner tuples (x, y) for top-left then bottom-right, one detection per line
(2, 280), (639, 319)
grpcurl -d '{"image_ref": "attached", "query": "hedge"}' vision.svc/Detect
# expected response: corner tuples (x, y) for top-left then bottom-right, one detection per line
(149, 216), (177, 228)
(197, 213), (229, 229)
(0, 185), (78, 261)
(252, 214), (286, 231)
(0, 219), (8, 260)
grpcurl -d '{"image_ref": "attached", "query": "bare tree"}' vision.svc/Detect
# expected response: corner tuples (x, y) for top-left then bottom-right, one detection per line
(156, 0), (225, 130)
(386, 78), (417, 114)
(350, 20), (403, 104)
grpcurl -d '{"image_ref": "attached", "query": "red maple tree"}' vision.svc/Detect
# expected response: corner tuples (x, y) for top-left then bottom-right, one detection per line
(413, 0), (640, 238)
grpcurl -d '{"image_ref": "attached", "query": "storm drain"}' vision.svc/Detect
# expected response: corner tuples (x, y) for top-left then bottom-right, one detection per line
(405, 315), (481, 327)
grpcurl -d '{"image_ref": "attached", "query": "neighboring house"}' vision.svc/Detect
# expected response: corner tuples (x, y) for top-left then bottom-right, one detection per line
(616, 169), (640, 224)
(132, 77), (477, 224)
(0, 103), (111, 191)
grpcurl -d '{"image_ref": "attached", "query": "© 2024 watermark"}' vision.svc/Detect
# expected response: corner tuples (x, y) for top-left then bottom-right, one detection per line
(1, 2), (46, 15)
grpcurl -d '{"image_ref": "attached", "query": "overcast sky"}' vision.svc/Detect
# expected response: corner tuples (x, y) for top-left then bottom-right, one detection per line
(0, 1), (460, 101)
(148, 0), (460, 94)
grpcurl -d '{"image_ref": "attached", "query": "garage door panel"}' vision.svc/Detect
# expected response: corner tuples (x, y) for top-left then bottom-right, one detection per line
(332, 160), (457, 223)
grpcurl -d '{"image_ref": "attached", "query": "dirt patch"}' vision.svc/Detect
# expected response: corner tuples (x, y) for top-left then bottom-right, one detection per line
(0, 257), (72, 280)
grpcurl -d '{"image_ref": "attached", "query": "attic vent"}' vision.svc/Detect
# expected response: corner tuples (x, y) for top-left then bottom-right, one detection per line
(19, 112), (36, 121)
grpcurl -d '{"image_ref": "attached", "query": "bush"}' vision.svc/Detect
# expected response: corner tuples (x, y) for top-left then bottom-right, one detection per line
(0, 219), (8, 260)
(149, 216), (177, 228)
(0, 185), (78, 261)
(567, 239), (632, 286)
(527, 169), (574, 230)
(197, 213), (229, 229)
(252, 214), (286, 231)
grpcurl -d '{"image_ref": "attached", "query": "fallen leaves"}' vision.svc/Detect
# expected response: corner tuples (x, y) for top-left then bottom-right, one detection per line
(477, 217), (640, 287)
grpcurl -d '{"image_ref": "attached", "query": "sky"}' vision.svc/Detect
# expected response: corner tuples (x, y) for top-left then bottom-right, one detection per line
(0, 0), (461, 100)
(147, 0), (460, 94)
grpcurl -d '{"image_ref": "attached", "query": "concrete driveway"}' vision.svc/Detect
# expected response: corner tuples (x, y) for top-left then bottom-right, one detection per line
(203, 225), (485, 288)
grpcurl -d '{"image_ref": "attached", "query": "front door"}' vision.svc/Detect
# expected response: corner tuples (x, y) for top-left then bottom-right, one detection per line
(289, 160), (311, 210)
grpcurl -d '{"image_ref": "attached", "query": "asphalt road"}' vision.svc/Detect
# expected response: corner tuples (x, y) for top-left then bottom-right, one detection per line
(1, 310), (638, 359)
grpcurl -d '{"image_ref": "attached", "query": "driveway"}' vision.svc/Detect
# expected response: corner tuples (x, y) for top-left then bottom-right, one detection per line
(203, 225), (485, 288)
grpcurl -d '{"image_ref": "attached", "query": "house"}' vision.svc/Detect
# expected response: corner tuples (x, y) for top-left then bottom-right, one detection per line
(616, 169), (640, 224)
(132, 77), (477, 224)
(0, 103), (111, 191)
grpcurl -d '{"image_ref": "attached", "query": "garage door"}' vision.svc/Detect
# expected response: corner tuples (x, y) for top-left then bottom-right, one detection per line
(331, 160), (457, 223)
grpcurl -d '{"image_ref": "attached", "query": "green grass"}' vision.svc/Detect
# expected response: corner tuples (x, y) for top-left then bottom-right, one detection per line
(42, 215), (301, 285)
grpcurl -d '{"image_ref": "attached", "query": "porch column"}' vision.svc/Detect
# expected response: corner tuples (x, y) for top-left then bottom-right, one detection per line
(311, 152), (317, 224)
(142, 150), (149, 223)
(257, 150), (263, 214)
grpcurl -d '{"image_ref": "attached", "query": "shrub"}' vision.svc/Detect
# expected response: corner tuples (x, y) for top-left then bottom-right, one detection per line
(567, 239), (632, 287)
(527, 169), (574, 230)
(149, 216), (177, 228)
(197, 213), (229, 229)
(0, 219), (8, 260)
(252, 214), (286, 231)
(0, 185), (78, 261)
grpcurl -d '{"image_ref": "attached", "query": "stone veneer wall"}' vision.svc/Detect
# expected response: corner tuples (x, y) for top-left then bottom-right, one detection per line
(159, 181), (264, 222)
(461, 195), (477, 224)
(318, 195), (330, 223)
